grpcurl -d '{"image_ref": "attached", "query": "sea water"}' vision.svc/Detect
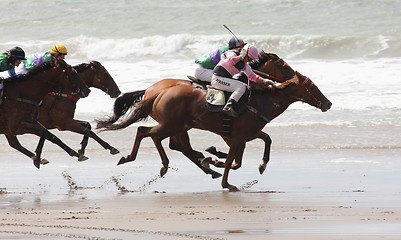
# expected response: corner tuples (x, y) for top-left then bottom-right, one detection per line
(1, 0), (401, 196)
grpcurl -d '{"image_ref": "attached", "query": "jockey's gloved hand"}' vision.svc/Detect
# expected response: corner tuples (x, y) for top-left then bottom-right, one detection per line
(263, 79), (276, 90)
(240, 48), (247, 59)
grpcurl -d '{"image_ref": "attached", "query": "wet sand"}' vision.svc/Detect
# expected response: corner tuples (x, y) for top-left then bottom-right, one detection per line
(1, 128), (401, 239)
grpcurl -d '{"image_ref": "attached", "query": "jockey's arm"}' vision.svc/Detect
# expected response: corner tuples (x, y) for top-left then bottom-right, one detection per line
(245, 64), (276, 89)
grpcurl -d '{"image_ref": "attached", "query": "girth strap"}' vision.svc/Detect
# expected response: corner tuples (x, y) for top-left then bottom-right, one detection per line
(4, 97), (41, 106)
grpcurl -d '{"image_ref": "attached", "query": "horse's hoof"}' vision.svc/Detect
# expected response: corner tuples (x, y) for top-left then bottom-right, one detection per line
(78, 149), (85, 156)
(110, 148), (120, 155)
(205, 146), (217, 154)
(40, 159), (50, 165)
(258, 163), (266, 175)
(160, 167), (168, 177)
(117, 157), (126, 165)
(229, 186), (240, 192)
(33, 160), (41, 169)
(211, 171), (222, 179)
(231, 163), (241, 170)
(201, 157), (212, 168)
(78, 155), (89, 162)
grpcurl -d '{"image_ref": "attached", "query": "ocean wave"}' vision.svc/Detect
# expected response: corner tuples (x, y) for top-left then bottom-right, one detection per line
(73, 34), (401, 61)
(3, 34), (401, 62)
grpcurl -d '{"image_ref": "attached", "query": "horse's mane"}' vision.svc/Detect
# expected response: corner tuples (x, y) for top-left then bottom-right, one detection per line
(27, 60), (55, 75)
(73, 61), (102, 73)
(2, 60), (55, 83)
(249, 50), (280, 69)
(73, 63), (90, 73)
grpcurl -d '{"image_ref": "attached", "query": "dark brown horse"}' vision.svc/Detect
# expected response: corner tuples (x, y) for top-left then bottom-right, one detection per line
(0, 59), (90, 168)
(97, 53), (332, 191)
(38, 61), (121, 161)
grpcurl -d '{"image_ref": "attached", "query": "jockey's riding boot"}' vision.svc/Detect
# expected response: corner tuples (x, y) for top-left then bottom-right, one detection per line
(222, 99), (239, 118)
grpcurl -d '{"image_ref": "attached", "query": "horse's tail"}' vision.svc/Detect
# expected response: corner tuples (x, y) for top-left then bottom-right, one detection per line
(96, 90), (147, 129)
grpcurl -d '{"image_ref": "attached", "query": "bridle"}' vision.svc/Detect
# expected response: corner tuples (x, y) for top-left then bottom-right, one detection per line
(256, 53), (323, 109)
(88, 61), (112, 95)
(298, 74), (322, 108)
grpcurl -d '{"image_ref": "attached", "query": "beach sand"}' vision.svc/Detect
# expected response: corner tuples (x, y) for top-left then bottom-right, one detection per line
(1, 128), (401, 239)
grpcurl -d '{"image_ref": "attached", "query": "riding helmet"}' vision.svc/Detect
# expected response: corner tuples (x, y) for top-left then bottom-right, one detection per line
(50, 44), (68, 55)
(8, 46), (26, 60)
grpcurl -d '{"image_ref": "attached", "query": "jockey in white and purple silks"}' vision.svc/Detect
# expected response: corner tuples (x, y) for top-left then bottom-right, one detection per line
(194, 37), (245, 82)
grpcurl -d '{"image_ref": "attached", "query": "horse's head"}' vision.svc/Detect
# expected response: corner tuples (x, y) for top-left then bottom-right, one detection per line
(276, 72), (332, 112)
(55, 58), (90, 98)
(74, 61), (121, 98)
(251, 51), (331, 112)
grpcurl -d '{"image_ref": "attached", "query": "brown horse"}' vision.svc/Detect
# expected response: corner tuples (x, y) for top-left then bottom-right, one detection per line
(98, 54), (332, 191)
(98, 52), (312, 178)
(0, 59), (90, 168)
(38, 61), (121, 160)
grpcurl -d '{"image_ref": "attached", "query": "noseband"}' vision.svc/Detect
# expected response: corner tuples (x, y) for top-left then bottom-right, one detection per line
(263, 54), (322, 109)
(89, 61), (111, 94)
(298, 75), (322, 108)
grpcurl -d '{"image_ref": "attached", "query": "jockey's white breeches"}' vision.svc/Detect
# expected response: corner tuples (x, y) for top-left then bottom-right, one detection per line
(211, 74), (247, 102)
(194, 64), (213, 82)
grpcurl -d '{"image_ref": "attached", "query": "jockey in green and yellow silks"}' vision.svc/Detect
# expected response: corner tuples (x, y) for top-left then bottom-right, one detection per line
(15, 44), (68, 75)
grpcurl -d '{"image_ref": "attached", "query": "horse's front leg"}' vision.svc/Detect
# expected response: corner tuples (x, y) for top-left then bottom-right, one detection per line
(170, 133), (222, 179)
(257, 131), (272, 175)
(22, 121), (87, 161)
(230, 146), (245, 170)
(77, 121), (119, 155)
(221, 142), (246, 192)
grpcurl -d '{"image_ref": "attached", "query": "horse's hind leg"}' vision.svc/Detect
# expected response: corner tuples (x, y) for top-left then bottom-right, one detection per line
(170, 133), (222, 179)
(118, 126), (151, 165)
(5, 134), (42, 169)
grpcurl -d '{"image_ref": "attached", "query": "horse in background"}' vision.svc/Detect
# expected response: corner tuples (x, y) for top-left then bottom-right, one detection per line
(38, 61), (121, 162)
(0, 59), (90, 168)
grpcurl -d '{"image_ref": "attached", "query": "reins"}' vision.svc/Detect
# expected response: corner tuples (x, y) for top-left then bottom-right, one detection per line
(48, 91), (79, 102)
(3, 97), (41, 106)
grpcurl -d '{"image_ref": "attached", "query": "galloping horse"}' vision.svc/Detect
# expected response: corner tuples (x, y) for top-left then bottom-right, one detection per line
(0, 59), (90, 168)
(98, 52), (318, 178)
(97, 53), (332, 191)
(38, 61), (121, 159)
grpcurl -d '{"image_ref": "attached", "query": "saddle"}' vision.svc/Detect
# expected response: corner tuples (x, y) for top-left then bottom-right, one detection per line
(187, 75), (249, 115)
